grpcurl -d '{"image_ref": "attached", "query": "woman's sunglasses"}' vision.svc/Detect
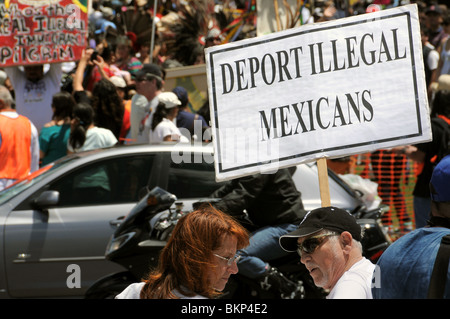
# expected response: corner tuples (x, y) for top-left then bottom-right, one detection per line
(214, 253), (241, 267)
(297, 232), (338, 256)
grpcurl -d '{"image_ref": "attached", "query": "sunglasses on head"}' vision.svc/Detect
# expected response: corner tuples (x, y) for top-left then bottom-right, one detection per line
(297, 232), (338, 256)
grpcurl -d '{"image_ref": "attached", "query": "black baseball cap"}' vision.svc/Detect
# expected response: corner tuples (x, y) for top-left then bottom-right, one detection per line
(135, 63), (163, 81)
(426, 4), (443, 15)
(430, 155), (450, 202)
(279, 206), (362, 252)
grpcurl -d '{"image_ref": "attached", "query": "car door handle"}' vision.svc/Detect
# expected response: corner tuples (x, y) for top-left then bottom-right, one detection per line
(17, 253), (31, 260)
(109, 216), (124, 227)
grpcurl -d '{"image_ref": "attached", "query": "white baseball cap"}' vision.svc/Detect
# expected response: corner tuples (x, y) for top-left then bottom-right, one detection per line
(110, 76), (127, 88)
(158, 92), (181, 109)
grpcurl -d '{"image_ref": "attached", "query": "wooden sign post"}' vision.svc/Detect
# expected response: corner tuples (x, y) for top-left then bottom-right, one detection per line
(317, 158), (331, 207)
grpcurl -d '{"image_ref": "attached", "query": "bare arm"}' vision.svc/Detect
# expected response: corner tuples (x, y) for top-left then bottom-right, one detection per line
(73, 49), (94, 92)
(391, 145), (426, 163)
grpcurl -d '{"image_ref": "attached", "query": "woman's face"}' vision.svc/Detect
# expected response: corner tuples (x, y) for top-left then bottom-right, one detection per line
(115, 44), (130, 60)
(209, 235), (239, 291)
(168, 106), (178, 118)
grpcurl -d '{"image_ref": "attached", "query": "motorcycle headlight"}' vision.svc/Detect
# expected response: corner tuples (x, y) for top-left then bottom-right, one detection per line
(105, 232), (136, 255)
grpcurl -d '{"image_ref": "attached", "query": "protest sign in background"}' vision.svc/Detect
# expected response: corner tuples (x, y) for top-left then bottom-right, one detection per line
(0, 0), (88, 66)
(205, 4), (431, 182)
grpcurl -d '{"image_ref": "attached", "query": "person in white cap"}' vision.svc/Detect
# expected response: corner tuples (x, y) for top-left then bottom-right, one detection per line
(148, 92), (189, 144)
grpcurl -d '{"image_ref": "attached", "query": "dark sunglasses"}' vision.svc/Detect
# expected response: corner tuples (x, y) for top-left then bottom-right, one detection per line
(297, 232), (337, 256)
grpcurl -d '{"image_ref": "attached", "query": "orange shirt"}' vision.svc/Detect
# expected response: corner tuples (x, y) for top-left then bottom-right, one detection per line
(119, 99), (132, 143)
(0, 113), (32, 179)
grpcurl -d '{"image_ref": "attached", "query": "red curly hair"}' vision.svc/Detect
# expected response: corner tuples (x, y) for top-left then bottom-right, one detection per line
(140, 205), (249, 299)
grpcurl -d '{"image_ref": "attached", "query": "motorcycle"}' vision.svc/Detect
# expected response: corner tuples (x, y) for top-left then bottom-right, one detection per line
(85, 187), (391, 299)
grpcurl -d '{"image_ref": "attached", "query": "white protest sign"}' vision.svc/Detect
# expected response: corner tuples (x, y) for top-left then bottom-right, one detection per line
(205, 4), (431, 182)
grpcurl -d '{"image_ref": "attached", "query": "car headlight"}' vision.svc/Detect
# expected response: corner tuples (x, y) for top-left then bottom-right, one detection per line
(105, 232), (135, 255)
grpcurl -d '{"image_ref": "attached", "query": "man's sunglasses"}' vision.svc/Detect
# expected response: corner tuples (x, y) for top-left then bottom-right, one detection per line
(297, 232), (338, 256)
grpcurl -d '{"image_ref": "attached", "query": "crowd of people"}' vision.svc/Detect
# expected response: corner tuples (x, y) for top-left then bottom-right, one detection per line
(0, 2), (212, 191)
(0, 0), (449, 300)
(1, 0), (448, 184)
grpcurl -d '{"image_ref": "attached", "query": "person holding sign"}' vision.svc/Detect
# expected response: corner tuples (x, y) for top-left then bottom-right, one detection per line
(4, 63), (62, 132)
(279, 206), (376, 299)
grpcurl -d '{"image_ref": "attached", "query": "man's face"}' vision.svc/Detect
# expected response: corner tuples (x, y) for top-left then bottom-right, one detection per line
(426, 12), (442, 29)
(298, 232), (346, 290)
(135, 76), (157, 98)
(24, 65), (44, 83)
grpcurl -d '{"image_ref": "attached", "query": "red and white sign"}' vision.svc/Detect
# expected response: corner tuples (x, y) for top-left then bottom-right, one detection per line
(0, 0), (88, 66)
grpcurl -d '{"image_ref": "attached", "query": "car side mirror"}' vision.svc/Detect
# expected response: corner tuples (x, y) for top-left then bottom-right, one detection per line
(32, 190), (60, 210)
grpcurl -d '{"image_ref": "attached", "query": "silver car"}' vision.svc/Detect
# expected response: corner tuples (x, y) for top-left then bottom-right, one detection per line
(0, 143), (363, 298)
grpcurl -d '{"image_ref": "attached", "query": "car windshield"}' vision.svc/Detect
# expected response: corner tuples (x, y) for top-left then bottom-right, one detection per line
(0, 157), (78, 204)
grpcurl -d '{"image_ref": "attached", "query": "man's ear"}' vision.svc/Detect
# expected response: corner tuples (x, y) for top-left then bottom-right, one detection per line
(340, 231), (353, 253)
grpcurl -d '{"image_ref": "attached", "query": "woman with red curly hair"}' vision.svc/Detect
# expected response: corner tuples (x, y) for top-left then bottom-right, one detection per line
(116, 205), (249, 299)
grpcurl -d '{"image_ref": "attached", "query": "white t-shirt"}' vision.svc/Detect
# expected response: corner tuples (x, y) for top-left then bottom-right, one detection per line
(115, 282), (208, 299)
(136, 95), (160, 144)
(425, 43), (440, 71)
(149, 118), (189, 144)
(67, 126), (118, 153)
(5, 64), (62, 132)
(129, 94), (148, 143)
(326, 257), (376, 299)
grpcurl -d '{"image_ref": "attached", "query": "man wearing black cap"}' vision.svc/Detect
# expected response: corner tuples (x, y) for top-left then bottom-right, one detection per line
(130, 63), (164, 143)
(279, 206), (376, 299)
(425, 3), (446, 49)
(372, 154), (450, 299)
